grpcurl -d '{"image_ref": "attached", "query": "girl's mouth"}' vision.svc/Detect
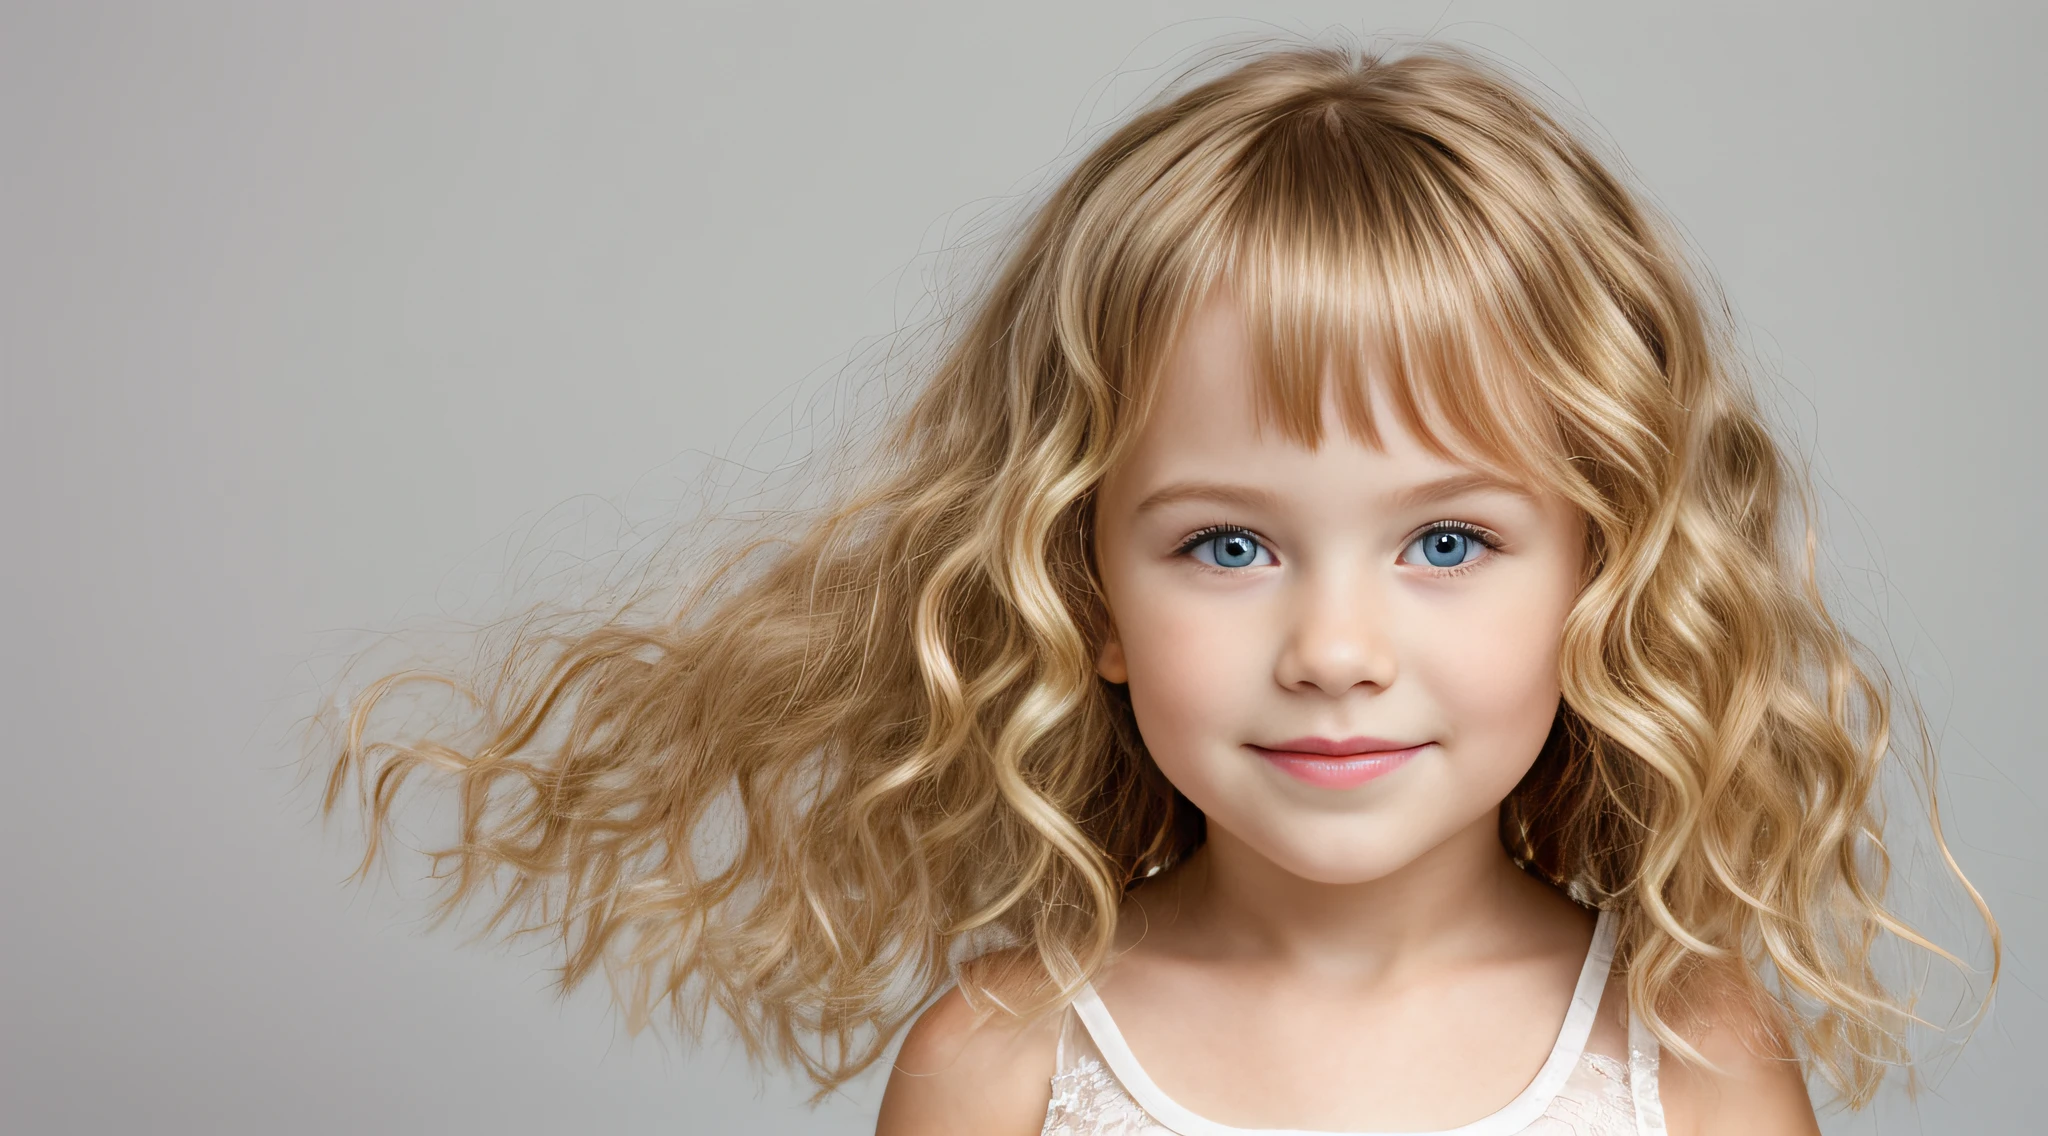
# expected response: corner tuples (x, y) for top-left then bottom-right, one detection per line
(1246, 740), (1429, 789)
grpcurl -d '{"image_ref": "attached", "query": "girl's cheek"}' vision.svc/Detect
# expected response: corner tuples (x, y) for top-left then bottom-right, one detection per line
(1125, 599), (1228, 708)
(1429, 581), (1570, 744)
(1116, 584), (1260, 769)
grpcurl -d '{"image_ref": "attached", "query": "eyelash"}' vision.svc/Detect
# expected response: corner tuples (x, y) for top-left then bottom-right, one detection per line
(1172, 520), (1505, 576)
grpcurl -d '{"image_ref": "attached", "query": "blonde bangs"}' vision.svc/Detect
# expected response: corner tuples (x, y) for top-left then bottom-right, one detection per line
(1062, 61), (1599, 509)
(1222, 112), (1570, 491)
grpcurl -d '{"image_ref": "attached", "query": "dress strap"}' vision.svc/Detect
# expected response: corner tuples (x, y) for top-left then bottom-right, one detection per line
(1053, 998), (1099, 1077)
(1625, 1000), (1668, 1136)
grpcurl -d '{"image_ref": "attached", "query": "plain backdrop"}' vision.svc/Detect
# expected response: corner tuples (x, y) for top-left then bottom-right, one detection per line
(2, 2), (2041, 1133)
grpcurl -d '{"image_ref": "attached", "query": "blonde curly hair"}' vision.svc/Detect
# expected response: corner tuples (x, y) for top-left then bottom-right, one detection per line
(322, 42), (1994, 1105)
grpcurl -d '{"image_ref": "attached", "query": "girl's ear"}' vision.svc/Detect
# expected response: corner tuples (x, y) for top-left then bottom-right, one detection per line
(1095, 633), (1129, 684)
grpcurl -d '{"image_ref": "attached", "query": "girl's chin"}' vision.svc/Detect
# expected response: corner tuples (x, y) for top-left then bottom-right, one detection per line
(1225, 827), (1441, 885)
(1204, 805), (1506, 886)
(1268, 854), (1424, 886)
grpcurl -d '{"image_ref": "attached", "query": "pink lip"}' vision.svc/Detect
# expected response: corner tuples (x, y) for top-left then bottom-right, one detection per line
(1249, 737), (1429, 789)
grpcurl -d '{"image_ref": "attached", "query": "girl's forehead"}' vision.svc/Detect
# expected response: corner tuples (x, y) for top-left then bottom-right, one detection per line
(1119, 378), (1517, 511)
(1125, 289), (1551, 487)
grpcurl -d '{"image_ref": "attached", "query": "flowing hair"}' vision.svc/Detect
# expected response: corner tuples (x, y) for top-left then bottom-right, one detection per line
(320, 42), (1994, 1104)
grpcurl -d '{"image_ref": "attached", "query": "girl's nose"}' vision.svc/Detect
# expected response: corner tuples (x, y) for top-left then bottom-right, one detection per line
(1272, 569), (1399, 696)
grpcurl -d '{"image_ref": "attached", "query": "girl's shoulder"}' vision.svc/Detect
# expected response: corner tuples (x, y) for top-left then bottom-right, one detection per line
(875, 951), (1062, 1136)
(1654, 972), (1819, 1136)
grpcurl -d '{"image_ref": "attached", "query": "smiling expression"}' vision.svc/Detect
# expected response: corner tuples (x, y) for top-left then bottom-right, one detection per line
(1091, 292), (1588, 885)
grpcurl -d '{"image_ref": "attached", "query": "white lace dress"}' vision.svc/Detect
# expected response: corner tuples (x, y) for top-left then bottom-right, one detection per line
(1041, 910), (1665, 1136)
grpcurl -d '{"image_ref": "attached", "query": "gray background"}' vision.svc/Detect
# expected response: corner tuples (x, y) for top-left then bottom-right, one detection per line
(2, 2), (2040, 1132)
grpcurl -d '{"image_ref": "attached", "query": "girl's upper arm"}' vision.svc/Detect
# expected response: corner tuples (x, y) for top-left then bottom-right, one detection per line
(1658, 988), (1821, 1136)
(873, 984), (1059, 1136)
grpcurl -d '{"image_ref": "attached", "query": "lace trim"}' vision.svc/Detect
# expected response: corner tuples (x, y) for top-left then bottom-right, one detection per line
(1043, 1054), (1175, 1136)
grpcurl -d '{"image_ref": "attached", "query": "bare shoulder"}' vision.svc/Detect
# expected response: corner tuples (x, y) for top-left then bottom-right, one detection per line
(874, 953), (1062, 1136)
(1657, 975), (1819, 1136)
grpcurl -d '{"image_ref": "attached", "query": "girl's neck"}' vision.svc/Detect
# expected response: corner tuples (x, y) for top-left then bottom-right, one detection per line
(1144, 807), (1574, 979)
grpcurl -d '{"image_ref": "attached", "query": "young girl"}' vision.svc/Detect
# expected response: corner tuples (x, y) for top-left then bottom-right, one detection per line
(324, 43), (1994, 1135)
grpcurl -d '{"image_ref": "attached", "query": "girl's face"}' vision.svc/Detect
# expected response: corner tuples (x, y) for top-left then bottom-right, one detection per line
(1092, 293), (1586, 885)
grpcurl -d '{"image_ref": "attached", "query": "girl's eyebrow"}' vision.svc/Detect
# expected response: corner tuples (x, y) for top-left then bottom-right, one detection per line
(1131, 471), (1530, 516)
(1385, 471), (1535, 510)
(1132, 481), (1280, 515)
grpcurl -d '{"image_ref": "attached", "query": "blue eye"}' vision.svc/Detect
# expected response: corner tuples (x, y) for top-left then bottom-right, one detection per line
(1423, 531), (1472, 567)
(1186, 529), (1271, 569)
(1405, 526), (1491, 569)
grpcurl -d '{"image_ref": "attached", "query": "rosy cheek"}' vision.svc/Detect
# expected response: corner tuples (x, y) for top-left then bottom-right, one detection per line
(1116, 593), (1245, 765)
(1127, 608), (1222, 708)
(1417, 590), (1561, 725)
